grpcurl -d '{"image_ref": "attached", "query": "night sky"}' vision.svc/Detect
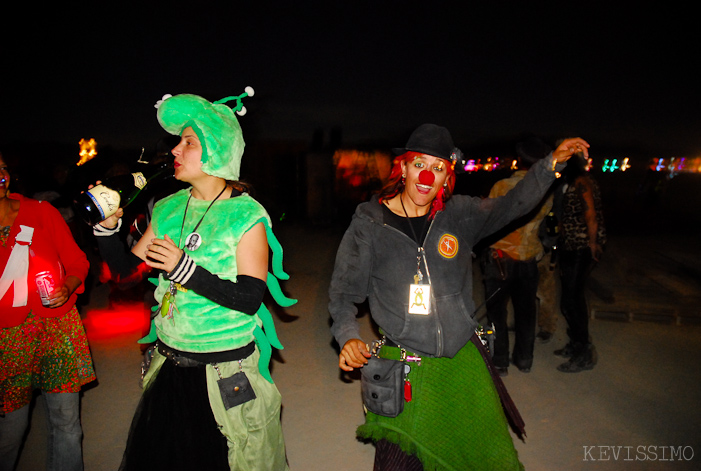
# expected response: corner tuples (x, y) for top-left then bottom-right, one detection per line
(1, 2), (699, 159)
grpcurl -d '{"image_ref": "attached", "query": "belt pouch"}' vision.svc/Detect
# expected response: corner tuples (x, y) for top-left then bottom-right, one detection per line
(218, 372), (257, 410)
(360, 356), (404, 418)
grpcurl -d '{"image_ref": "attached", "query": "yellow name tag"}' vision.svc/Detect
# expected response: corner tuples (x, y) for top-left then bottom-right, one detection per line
(408, 284), (430, 315)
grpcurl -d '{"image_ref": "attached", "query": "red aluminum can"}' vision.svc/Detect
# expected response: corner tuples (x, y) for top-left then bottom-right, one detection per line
(35, 271), (55, 306)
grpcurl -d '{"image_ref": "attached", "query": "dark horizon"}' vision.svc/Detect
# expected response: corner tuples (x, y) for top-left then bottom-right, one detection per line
(2, 3), (700, 160)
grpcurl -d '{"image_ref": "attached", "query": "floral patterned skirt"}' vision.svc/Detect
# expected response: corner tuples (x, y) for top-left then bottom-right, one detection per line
(0, 306), (96, 414)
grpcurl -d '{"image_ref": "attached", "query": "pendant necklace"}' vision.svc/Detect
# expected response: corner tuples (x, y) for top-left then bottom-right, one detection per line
(161, 184), (228, 324)
(400, 194), (432, 316)
(179, 185), (228, 251)
(400, 195), (429, 282)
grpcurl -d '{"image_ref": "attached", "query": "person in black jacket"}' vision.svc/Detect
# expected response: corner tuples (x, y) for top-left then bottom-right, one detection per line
(328, 124), (588, 470)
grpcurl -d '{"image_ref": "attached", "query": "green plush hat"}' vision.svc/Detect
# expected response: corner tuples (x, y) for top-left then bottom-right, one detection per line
(155, 87), (254, 181)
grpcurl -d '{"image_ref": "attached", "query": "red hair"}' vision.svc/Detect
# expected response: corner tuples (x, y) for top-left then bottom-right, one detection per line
(378, 152), (456, 219)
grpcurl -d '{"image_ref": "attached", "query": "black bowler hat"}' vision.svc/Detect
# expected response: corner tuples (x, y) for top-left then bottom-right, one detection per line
(515, 136), (552, 168)
(393, 123), (463, 165)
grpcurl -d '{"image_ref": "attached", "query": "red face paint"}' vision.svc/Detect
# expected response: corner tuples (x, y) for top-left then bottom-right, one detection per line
(419, 169), (435, 186)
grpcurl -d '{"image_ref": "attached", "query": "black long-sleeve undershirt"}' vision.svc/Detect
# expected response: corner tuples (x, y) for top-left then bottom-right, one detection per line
(95, 231), (265, 315)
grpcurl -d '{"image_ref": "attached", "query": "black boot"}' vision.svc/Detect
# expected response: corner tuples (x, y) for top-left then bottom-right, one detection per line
(557, 344), (597, 373)
(554, 343), (575, 358)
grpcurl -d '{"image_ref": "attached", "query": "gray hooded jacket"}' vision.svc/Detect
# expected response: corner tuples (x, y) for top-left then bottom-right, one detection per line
(329, 156), (562, 358)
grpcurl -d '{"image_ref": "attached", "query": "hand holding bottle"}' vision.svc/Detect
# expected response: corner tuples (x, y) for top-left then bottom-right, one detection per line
(74, 160), (173, 226)
(99, 208), (124, 229)
(87, 181), (124, 229)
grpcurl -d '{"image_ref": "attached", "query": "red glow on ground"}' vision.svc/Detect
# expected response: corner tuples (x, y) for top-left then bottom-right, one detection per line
(99, 261), (111, 284)
(99, 260), (151, 285)
(83, 302), (150, 340)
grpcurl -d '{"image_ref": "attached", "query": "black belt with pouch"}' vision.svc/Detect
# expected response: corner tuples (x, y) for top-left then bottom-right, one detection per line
(151, 341), (258, 410)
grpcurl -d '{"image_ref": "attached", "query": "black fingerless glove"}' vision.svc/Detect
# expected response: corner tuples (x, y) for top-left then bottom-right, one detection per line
(167, 252), (266, 315)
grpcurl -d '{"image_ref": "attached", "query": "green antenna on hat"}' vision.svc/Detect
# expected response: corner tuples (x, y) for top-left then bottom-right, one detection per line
(214, 86), (255, 116)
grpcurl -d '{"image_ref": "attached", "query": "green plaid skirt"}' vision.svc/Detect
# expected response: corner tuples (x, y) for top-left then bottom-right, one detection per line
(358, 341), (523, 471)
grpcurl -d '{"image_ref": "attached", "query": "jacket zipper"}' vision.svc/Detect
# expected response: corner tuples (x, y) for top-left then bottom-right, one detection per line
(422, 220), (444, 357)
(379, 216), (444, 357)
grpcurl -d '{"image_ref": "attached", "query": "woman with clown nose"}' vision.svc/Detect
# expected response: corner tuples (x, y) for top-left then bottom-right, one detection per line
(328, 124), (588, 470)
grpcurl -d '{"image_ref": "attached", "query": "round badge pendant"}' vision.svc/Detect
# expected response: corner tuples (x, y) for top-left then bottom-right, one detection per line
(185, 232), (202, 251)
(438, 233), (459, 259)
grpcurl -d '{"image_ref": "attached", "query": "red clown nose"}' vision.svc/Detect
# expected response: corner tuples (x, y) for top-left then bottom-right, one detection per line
(418, 169), (435, 186)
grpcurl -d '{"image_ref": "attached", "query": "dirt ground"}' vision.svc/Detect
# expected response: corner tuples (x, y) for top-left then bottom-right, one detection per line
(15, 224), (701, 470)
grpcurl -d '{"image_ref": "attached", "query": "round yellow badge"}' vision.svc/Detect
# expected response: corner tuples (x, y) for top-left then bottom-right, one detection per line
(438, 234), (459, 259)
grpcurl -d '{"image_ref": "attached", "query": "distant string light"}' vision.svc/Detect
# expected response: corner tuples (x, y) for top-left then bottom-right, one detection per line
(461, 157), (504, 172)
(669, 157), (684, 178)
(329, 150), (700, 177)
(463, 159), (477, 172)
(603, 159), (616, 172)
(650, 157), (700, 175)
(601, 158), (631, 172)
(483, 157), (498, 172)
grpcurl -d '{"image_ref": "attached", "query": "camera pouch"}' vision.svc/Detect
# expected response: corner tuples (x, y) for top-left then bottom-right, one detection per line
(218, 372), (257, 410)
(360, 356), (404, 418)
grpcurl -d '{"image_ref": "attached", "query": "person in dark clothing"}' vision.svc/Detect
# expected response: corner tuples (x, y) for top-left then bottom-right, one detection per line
(554, 153), (606, 373)
(329, 124), (589, 470)
(484, 137), (553, 376)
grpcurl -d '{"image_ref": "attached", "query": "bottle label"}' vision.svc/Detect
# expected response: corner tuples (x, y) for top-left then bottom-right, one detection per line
(86, 184), (121, 220)
(132, 172), (147, 189)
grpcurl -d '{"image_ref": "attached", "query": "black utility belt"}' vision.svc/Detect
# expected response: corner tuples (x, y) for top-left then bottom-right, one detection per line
(158, 341), (255, 367)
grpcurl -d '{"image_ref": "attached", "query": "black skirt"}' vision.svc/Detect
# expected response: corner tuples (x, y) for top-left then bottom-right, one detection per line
(119, 359), (230, 471)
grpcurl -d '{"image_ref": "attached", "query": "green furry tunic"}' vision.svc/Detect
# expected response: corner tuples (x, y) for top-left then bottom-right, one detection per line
(144, 189), (294, 382)
(358, 341), (524, 471)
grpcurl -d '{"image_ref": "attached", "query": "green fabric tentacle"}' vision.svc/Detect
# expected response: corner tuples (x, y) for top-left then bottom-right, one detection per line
(266, 275), (297, 308)
(265, 226), (289, 281)
(138, 318), (158, 344)
(256, 303), (284, 351)
(253, 324), (274, 383)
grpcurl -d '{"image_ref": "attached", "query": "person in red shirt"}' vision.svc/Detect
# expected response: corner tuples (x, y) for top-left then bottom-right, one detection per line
(0, 152), (95, 471)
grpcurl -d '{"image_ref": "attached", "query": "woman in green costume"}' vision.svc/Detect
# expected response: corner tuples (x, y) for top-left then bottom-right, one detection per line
(94, 89), (294, 471)
(329, 124), (588, 470)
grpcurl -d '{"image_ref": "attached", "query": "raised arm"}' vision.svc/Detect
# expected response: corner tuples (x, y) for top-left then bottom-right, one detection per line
(472, 137), (591, 240)
(553, 138), (590, 163)
(92, 207), (152, 284)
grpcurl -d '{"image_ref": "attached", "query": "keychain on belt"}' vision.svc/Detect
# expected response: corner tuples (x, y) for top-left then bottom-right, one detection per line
(404, 364), (413, 402)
